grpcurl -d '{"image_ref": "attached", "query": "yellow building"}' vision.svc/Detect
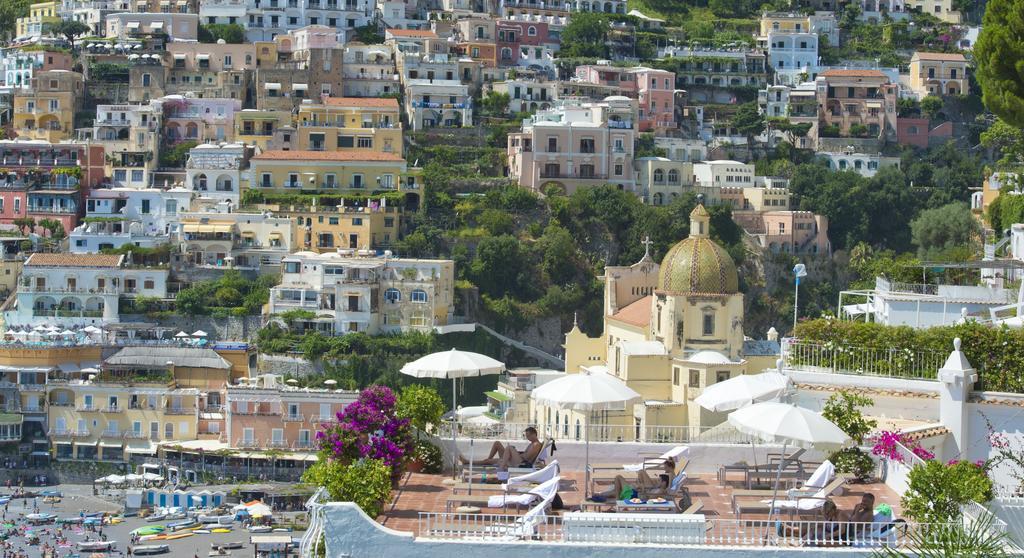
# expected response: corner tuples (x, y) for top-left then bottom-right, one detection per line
(909, 52), (969, 97)
(541, 205), (781, 440)
(279, 204), (403, 252)
(234, 109), (292, 150)
(16, 1), (59, 39)
(249, 150), (421, 196)
(12, 70), (84, 142)
(294, 98), (404, 156)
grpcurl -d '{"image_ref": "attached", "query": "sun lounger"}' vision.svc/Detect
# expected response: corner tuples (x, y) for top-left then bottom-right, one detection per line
(459, 438), (555, 482)
(589, 445), (690, 473)
(731, 473), (852, 519)
(729, 461), (836, 500)
(446, 476), (560, 512)
(681, 500), (704, 514)
(591, 457), (689, 485)
(452, 461), (560, 494)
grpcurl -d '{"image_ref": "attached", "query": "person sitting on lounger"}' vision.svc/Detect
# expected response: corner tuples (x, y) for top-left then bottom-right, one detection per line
(460, 426), (543, 469)
(593, 458), (676, 500)
(777, 499), (844, 541)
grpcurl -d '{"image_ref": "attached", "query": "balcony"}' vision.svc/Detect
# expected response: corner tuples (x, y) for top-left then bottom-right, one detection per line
(538, 172), (609, 180)
(235, 438), (260, 449)
(129, 403), (158, 410)
(49, 429), (73, 438)
(283, 413), (305, 422)
(77, 404), (98, 412)
(267, 439), (290, 449)
(101, 405), (124, 413)
(27, 205), (77, 215)
(123, 431), (148, 439)
(101, 430), (122, 439)
(293, 440), (315, 450)
(21, 285), (119, 295)
(165, 406), (193, 415)
(411, 101), (471, 109)
(22, 404), (44, 413)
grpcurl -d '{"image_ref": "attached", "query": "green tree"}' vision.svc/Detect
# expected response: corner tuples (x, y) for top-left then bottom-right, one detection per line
(353, 24), (383, 44)
(13, 217), (35, 235)
(920, 95), (944, 120)
(396, 385), (446, 435)
(536, 224), (580, 286)
(731, 101), (765, 148)
(975, 0), (1024, 127)
(980, 117), (1024, 169)
(481, 91), (510, 117)
(902, 460), (994, 523)
(301, 458), (392, 517)
(559, 13), (608, 57)
(0, 0), (32, 41)
(635, 133), (668, 158)
(174, 285), (210, 315)
(821, 391), (877, 444)
(48, 20), (91, 49)
(911, 202), (979, 259)
(477, 208), (514, 236)
(159, 140), (198, 168)
(197, 23), (245, 43)
(469, 234), (534, 299)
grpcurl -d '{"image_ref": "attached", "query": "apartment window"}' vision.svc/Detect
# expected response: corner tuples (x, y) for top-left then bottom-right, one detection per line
(688, 369), (700, 388)
(528, 25), (536, 36)
(243, 427), (254, 443)
(672, 367), (679, 386)
(324, 174), (337, 188)
(261, 173), (272, 187)
(547, 137), (557, 152)
(141, 199), (150, 214)
(310, 133), (325, 150)
(702, 313), (715, 336)
(411, 289), (428, 303)
(338, 135), (354, 148)
(579, 138), (594, 153)
(150, 421), (158, 439)
(950, 69), (958, 79)
(579, 164), (595, 178)
(543, 163), (559, 178)
(48, 99), (58, 111)
(271, 428), (284, 445)
(357, 137), (373, 148)
(716, 370), (731, 383)
(614, 164), (623, 176)
(384, 288), (400, 302)
(288, 173), (299, 188)
(779, 222), (786, 234)
(164, 423), (173, 439)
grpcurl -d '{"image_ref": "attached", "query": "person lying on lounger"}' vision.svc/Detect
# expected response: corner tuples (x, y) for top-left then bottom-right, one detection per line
(593, 457), (676, 500)
(459, 426), (543, 469)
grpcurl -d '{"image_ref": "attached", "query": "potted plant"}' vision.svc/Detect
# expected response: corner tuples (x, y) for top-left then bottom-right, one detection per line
(396, 385), (445, 473)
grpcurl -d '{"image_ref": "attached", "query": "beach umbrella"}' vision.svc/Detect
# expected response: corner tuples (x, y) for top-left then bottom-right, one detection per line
(83, 325), (102, 334)
(323, 379), (337, 387)
(59, 330), (76, 337)
(531, 369), (640, 497)
(174, 331), (189, 338)
(33, 325), (47, 331)
(192, 330), (207, 337)
(286, 379), (298, 385)
(400, 349), (505, 478)
(694, 371), (791, 412)
(728, 402), (851, 529)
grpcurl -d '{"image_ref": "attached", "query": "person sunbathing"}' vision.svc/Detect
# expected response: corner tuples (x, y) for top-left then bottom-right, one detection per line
(459, 426), (543, 469)
(592, 458), (676, 500)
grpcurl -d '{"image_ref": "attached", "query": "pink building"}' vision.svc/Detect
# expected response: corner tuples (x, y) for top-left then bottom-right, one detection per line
(574, 65), (676, 131)
(896, 117), (952, 148)
(758, 211), (830, 255)
(226, 380), (358, 452)
(160, 96), (241, 144)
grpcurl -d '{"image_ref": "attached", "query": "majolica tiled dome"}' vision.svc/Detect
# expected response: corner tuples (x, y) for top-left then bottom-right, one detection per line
(657, 205), (739, 295)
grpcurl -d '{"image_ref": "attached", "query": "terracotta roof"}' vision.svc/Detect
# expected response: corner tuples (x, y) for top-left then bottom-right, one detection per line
(608, 295), (652, 327)
(252, 150), (405, 162)
(914, 52), (967, 61)
(903, 426), (950, 443)
(25, 253), (123, 268)
(386, 29), (437, 38)
(323, 97), (400, 109)
(820, 69), (887, 78)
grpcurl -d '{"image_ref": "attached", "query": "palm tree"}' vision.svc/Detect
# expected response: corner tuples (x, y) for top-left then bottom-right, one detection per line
(871, 513), (1009, 558)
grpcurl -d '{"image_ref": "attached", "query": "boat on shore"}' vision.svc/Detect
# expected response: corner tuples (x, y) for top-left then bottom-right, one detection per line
(132, 544), (170, 555)
(212, 541), (244, 550)
(77, 540), (116, 551)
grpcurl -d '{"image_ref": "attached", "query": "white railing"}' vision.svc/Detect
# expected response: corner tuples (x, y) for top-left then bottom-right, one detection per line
(300, 487), (329, 558)
(417, 512), (959, 548)
(437, 422), (760, 444)
(782, 339), (944, 380)
(962, 501), (1009, 536)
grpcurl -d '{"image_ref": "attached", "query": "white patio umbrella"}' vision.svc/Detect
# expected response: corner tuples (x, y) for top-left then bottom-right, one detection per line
(728, 402), (850, 531)
(192, 330), (208, 337)
(174, 331), (189, 338)
(400, 349), (505, 478)
(694, 371), (791, 413)
(46, 325), (60, 332)
(82, 325), (102, 334)
(531, 369), (641, 497)
(32, 325), (47, 331)
(59, 329), (76, 337)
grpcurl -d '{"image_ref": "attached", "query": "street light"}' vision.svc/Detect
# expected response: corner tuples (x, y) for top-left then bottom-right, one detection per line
(793, 263), (807, 332)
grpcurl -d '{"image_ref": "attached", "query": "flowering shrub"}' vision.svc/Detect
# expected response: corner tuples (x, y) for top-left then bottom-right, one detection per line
(902, 460), (994, 523)
(316, 385), (415, 470)
(871, 430), (935, 463)
(983, 413), (1024, 495)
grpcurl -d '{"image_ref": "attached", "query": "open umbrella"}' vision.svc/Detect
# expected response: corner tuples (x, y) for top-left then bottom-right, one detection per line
(192, 330), (207, 337)
(531, 369), (640, 497)
(400, 349), (505, 477)
(174, 331), (189, 338)
(82, 326), (102, 334)
(728, 402), (850, 533)
(694, 371), (790, 412)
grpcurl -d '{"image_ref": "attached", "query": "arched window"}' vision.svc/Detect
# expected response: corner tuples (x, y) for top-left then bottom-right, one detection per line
(527, 26), (537, 36)
(384, 288), (401, 302)
(668, 169), (679, 183)
(411, 289), (428, 303)
(653, 169), (664, 183)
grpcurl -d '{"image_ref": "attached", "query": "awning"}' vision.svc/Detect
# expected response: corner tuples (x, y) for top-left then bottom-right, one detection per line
(264, 82), (281, 90)
(241, 231), (256, 237)
(159, 0), (169, 4)
(293, 83), (308, 91)
(866, 101), (882, 108)
(54, 441), (71, 445)
(268, 232), (283, 238)
(58, 363), (80, 373)
(195, 53), (209, 60)
(842, 303), (872, 316)
(125, 21), (140, 29)
(99, 441), (123, 448)
(199, 412), (223, 420)
(173, 53), (186, 59)
(126, 441), (156, 455)
(484, 390), (512, 402)
(0, 413), (23, 425)
(182, 223), (201, 233)
(212, 223), (232, 233)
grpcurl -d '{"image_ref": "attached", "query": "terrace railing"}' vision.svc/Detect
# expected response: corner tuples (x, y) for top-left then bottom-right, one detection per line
(417, 512), (968, 549)
(438, 422), (759, 444)
(782, 339), (944, 379)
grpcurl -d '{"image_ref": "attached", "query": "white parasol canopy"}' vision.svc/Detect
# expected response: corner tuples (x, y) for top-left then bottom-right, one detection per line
(531, 369), (640, 496)
(59, 330), (76, 337)
(400, 349), (505, 477)
(694, 371), (791, 413)
(727, 402), (850, 451)
(191, 330), (208, 337)
(174, 331), (189, 338)
(83, 325), (102, 334)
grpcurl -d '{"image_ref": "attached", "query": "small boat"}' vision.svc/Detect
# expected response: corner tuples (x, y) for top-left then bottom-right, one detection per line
(212, 541), (243, 550)
(247, 525), (272, 533)
(0, 497), (10, 505)
(77, 541), (116, 552)
(132, 526), (166, 536)
(194, 529), (211, 534)
(26, 513), (56, 524)
(39, 490), (61, 498)
(271, 528), (291, 532)
(132, 544), (170, 555)
(146, 513), (167, 522)
(197, 514), (235, 525)
(210, 528), (232, 533)
(83, 517), (103, 526)
(58, 517), (85, 525)
(165, 512), (187, 521)
(164, 532), (194, 541)
(209, 551), (231, 557)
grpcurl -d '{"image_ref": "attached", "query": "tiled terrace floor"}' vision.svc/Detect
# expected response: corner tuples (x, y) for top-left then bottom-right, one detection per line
(378, 471), (901, 536)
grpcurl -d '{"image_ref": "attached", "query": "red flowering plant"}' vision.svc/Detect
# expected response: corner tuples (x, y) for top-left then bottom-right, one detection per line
(870, 430), (935, 463)
(314, 385), (415, 472)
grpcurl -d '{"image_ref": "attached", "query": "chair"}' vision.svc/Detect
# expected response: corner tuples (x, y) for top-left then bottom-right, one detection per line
(446, 475), (560, 512)
(460, 438), (555, 482)
(590, 445), (689, 473)
(731, 473), (852, 519)
(730, 460), (836, 500)
(681, 500), (704, 514)
(452, 460), (560, 495)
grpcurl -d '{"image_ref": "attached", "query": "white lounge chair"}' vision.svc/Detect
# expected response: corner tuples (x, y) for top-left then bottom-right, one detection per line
(452, 460), (561, 495)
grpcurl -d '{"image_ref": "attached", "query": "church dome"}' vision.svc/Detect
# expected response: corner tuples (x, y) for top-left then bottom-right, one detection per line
(657, 205), (739, 295)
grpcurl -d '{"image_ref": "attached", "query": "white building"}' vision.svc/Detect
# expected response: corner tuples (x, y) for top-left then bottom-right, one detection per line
(404, 79), (473, 131)
(341, 44), (399, 98)
(491, 79), (556, 113)
(268, 251), (455, 334)
(178, 210), (294, 271)
(60, 0), (130, 37)
(5, 253), (169, 327)
(764, 31), (819, 84)
(838, 276), (1016, 329)
(198, 0), (371, 42)
(70, 188), (194, 253)
(185, 143), (249, 207)
(693, 160), (755, 187)
(654, 137), (708, 163)
(104, 12), (200, 42)
(816, 151), (901, 177)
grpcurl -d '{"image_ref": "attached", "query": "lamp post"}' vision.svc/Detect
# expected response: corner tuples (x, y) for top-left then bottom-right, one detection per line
(793, 263), (807, 332)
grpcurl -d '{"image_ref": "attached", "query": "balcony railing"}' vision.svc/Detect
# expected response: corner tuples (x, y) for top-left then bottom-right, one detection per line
(411, 101), (471, 109)
(123, 431), (148, 439)
(283, 414), (305, 422)
(267, 439), (290, 449)
(77, 404), (98, 412)
(165, 406), (194, 415)
(235, 438), (260, 449)
(781, 339), (944, 380)
(101, 405), (123, 413)
(438, 421), (760, 444)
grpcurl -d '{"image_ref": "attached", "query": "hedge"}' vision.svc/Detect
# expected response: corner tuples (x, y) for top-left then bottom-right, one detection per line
(793, 319), (1024, 393)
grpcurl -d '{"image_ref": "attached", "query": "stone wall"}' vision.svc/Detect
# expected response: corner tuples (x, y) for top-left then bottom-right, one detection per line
(119, 314), (264, 341)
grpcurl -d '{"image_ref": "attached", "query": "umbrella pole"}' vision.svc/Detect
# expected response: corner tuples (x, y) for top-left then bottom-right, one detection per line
(585, 415), (590, 499)
(451, 377), (458, 480)
(763, 441), (788, 545)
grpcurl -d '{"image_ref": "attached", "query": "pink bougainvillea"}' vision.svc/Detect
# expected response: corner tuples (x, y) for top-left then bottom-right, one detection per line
(871, 430), (934, 463)
(315, 385), (414, 470)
